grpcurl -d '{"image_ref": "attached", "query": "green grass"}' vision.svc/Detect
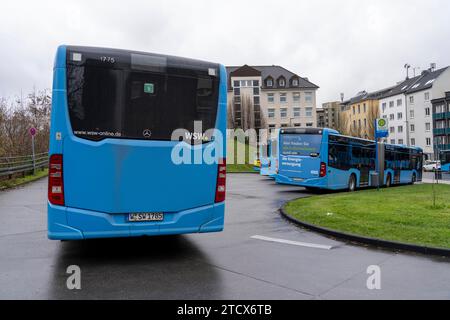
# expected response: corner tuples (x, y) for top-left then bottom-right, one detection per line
(284, 184), (450, 249)
(227, 163), (256, 173)
(226, 138), (258, 174)
(0, 169), (48, 190)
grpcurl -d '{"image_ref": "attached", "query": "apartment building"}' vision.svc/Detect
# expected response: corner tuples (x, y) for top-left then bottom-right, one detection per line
(341, 88), (392, 140)
(321, 101), (341, 129)
(432, 91), (450, 157)
(226, 65), (319, 130)
(317, 108), (325, 128)
(379, 67), (450, 159)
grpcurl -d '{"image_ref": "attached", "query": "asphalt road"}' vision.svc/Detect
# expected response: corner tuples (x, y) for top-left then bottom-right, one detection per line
(0, 174), (449, 299)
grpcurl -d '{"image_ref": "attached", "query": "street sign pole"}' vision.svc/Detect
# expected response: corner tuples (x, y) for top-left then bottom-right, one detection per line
(30, 127), (37, 175)
(375, 119), (389, 191)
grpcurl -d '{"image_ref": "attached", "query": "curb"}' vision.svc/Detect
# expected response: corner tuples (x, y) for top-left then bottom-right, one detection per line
(0, 173), (48, 191)
(279, 207), (450, 258)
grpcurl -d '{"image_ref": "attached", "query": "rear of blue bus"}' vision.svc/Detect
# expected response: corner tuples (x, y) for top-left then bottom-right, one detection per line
(48, 46), (227, 240)
(276, 128), (333, 188)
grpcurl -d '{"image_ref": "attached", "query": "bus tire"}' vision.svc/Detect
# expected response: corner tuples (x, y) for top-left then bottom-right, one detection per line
(386, 174), (392, 188)
(348, 174), (356, 192)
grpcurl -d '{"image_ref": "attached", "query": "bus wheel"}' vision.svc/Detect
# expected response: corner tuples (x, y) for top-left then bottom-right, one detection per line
(386, 174), (392, 188)
(348, 175), (356, 192)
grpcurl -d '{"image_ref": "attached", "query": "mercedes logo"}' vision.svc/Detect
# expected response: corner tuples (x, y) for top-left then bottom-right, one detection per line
(143, 129), (152, 138)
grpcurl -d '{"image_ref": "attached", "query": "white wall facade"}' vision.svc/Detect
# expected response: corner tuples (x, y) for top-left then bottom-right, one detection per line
(379, 94), (408, 145)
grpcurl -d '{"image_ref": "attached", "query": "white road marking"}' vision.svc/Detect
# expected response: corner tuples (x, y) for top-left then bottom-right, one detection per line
(251, 235), (334, 250)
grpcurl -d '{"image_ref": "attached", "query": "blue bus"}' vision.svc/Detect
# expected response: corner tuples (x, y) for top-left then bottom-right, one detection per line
(48, 46), (227, 240)
(439, 150), (450, 172)
(276, 128), (423, 191)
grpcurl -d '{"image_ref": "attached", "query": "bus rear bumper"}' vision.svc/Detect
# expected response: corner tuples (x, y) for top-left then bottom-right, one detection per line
(48, 202), (225, 240)
(275, 174), (327, 188)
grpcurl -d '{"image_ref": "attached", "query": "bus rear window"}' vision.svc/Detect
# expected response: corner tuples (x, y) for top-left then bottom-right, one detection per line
(66, 51), (219, 142)
(280, 134), (322, 156)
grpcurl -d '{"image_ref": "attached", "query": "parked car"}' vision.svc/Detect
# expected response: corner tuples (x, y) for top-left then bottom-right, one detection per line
(423, 160), (441, 172)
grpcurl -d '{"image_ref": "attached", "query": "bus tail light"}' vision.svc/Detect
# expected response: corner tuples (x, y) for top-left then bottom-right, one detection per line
(215, 159), (226, 203)
(320, 162), (327, 177)
(48, 154), (65, 206)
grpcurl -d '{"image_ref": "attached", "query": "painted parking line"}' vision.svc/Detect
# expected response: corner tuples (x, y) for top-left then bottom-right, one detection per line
(251, 235), (334, 250)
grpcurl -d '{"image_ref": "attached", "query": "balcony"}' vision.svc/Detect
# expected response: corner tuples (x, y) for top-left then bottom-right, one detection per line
(433, 112), (450, 120)
(433, 128), (450, 135)
(436, 144), (450, 150)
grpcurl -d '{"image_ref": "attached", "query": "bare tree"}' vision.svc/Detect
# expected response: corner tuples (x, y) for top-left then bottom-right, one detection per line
(366, 104), (379, 140)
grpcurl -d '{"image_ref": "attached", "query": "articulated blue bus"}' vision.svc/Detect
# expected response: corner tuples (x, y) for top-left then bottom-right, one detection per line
(276, 128), (423, 191)
(48, 45), (227, 240)
(439, 150), (450, 172)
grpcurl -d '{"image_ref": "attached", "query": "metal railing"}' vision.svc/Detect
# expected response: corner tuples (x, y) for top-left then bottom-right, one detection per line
(0, 152), (48, 178)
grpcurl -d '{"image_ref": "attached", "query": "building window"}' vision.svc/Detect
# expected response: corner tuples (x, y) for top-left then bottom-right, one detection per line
(424, 92), (430, 101)
(397, 112), (403, 120)
(233, 80), (240, 88)
(390, 127), (395, 133)
(358, 105), (361, 114)
(253, 80), (259, 87)
(363, 103), (367, 113)
(281, 124), (288, 128)
(390, 139), (395, 144)
(425, 123), (431, 132)
(382, 103), (387, 112)
(280, 108), (288, 118)
(268, 109), (275, 118)
(235, 96), (241, 103)
(353, 120), (356, 129)
(293, 92), (300, 102)
(253, 87), (260, 95)
(426, 138), (431, 146)
(411, 138), (416, 146)
(389, 114), (395, 121)
(398, 126), (403, 133)
(409, 96), (414, 104)
(358, 119), (361, 128)
(364, 119), (367, 127)
(397, 99), (403, 106)
(279, 78), (286, 87)
(398, 139), (404, 145)
(305, 92), (313, 103)
(254, 96), (260, 105)
(306, 123), (313, 127)
(293, 107), (301, 117)
(305, 107), (313, 117)
(410, 124), (415, 132)
(425, 107), (430, 116)
(292, 79), (299, 86)
(268, 93), (274, 103)
(389, 101), (394, 108)
(294, 123), (301, 127)
(266, 79), (273, 87)
(410, 109), (414, 119)
(234, 88), (240, 96)
(280, 93), (287, 103)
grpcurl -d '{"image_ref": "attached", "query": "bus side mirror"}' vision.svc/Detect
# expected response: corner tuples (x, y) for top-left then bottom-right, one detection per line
(310, 153), (319, 158)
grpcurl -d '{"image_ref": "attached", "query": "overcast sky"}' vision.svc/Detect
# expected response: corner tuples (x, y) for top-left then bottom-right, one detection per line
(1, 0), (449, 105)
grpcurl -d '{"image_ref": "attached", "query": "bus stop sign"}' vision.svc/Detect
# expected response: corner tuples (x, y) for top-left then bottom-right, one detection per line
(375, 119), (388, 139)
(29, 127), (37, 137)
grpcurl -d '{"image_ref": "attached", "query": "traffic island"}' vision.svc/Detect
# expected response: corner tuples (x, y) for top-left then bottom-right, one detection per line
(281, 184), (450, 257)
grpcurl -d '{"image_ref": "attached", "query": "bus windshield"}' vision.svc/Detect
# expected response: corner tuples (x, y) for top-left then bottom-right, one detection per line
(66, 47), (219, 141)
(280, 134), (322, 156)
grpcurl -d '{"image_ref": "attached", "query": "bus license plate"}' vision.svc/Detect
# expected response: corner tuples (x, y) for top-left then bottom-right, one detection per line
(128, 213), (164, 222)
